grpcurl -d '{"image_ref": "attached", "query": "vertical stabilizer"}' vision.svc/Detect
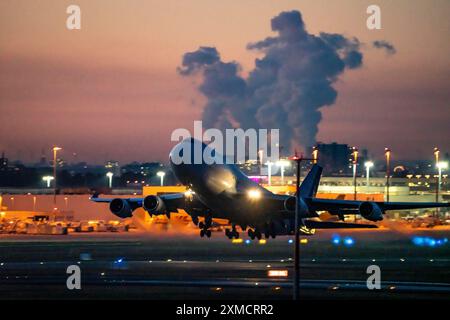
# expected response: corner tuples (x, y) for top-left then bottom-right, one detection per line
(300, 164), (323, 198)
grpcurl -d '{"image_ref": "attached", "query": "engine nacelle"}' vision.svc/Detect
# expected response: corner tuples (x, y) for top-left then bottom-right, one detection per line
(143, 195), (166, 215)
(359, 202), (383, 221)
(284, 196), (308, 215)
(109, 198), (133, 218)
(284, 196), (296, 212)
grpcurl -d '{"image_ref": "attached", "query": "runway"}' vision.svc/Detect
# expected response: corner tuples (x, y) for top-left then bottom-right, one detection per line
(0, 229), (449, 299)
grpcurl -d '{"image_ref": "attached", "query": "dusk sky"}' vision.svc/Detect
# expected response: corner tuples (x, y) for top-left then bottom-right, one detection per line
(0, 0), (449, 164)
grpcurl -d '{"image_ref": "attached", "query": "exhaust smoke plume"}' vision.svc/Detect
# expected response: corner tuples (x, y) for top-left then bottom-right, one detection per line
(372, 40), (397, 55)
(179, 10), (392, 154)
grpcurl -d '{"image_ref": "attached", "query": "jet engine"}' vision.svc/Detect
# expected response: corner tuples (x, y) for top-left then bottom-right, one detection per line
(284, 196), (309, 214)
(109, 198), (133, 218)
(359, 202), (383, 221)
(284, 196), (296, 212)
(143, 195), (166, 215)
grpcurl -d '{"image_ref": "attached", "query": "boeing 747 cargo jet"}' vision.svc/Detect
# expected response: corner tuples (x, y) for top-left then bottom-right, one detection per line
(92, 138), (449, 239)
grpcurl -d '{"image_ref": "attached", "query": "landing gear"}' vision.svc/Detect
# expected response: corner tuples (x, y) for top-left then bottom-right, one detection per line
(198, 212), (213, 238)
(248, 229), (261, 240)
(200, 228), (212, 238)
(225, 225), (239, 239)
(205, 215), (212, 228)
(264, 229), (276, 239)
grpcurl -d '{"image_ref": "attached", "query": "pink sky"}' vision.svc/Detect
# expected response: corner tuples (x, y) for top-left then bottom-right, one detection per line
(0, 0), (449, 163)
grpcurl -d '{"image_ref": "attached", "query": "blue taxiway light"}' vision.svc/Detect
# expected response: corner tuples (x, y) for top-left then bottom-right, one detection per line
(288, 239), (294, 244)
(343, 237), (355, 246)
(331, 235), (355, 246)
(412, 236), (447, 247)
(331, 234), (341, 245)
(245, 239), (251, 245)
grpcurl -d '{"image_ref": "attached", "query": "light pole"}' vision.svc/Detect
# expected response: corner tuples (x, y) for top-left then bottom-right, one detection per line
(312, 146), (318, 164)
(385, 148), (391, 202)
(277, 160), (290, 186)
(433, 148), (441, 217)
(157, 171), (165, 186)
(434, 147), (440, 164)
(436, 161), (448, 218)
(436, 161), (448, 202)
(365, 161), (374, 192)
(294, 156), (301, 301)
(52, 146), (62, 205)
(266, 161), (274, 186)
(42, 176), (54, 188)
(290, 153), (315, 301)
(106, 172), (113, 188)
(351, 147), (358, 200)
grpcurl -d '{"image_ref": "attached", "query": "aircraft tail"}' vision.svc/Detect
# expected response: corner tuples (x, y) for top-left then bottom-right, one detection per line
(300, 164), (322, 198)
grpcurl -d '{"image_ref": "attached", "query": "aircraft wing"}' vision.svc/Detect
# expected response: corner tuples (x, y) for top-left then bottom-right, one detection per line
(90, 193), (143, 205)
(306, 198), (450, 212)
(303, 220), (377, 229)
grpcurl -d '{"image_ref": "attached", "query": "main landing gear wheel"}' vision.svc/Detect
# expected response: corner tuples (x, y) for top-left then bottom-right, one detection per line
(225, 228), (239, 239)
(200, 227), (211, 238)
(231, 224), (239, 239)
(250, 229), (262, 240)
(199, 212), (213, 238)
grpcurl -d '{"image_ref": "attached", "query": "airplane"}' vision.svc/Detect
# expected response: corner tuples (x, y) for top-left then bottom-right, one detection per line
(91, 138), (450, 239)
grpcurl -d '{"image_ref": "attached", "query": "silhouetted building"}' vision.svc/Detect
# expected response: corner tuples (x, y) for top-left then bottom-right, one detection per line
(0, 152), (8, 170)
(315, 142), (351, 175)
(37, 149), (48, 167)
